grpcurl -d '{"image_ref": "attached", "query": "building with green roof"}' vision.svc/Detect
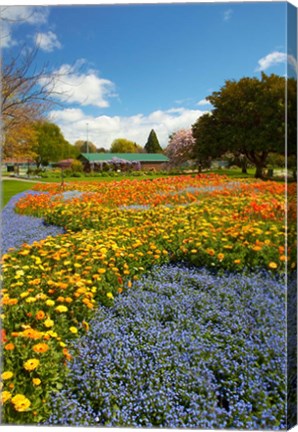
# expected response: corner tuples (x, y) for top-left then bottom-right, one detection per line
(78, 153), (169, 171)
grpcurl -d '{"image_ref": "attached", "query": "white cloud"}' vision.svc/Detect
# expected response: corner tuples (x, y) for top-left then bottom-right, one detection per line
(223, 9), (233, 22)
(39, 63), (116, 108)
(35, 31), (62, 52)
(197, 98), (211, 106)
(1, 6), (49, 48)
(49, 107), (207, 149)
(255, 51), (297, 73)
(255, 51), (287, 71)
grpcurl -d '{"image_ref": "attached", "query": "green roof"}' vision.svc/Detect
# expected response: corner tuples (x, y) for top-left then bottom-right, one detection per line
(79, 153), (169, 162)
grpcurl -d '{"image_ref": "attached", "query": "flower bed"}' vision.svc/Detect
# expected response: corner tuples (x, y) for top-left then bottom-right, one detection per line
(1, 174), (296, 425)
(44, 264), (286, 429)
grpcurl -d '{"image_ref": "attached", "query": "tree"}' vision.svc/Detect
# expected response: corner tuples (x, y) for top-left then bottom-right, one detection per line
(74, 140), (97, 153)
(165, 129), (195, 168)
(192, 113), (223, 171)
(110, 138), (142, 153)
(33, 121), (77, 166)
(1, 45), (65, 159)
(144, 129), (163, 153)
(194, 73), (289, 179)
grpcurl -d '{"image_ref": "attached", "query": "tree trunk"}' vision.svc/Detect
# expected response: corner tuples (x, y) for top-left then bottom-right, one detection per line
(241, 159), (247, 174)
(255, 164), (264, 179)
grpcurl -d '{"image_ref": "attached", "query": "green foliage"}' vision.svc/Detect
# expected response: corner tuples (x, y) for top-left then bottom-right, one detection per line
(74, 140), (97, 153)
(33, 121), (77, 166)
(144, 129), (163, 153)
(192, 74), (295, 178)
(110, 138), (142, 153)
(70, 160), (83, 173)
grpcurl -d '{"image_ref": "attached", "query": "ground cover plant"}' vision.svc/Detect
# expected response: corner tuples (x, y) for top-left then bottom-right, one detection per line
(1, 173), (296, 426)
(44, 264), (286, 429)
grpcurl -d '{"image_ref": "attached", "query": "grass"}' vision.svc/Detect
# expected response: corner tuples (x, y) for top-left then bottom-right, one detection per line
(2, 180), (39, 208)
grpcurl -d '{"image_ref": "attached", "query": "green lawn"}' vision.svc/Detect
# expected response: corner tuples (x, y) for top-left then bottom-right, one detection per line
(2, 180), (39, 208)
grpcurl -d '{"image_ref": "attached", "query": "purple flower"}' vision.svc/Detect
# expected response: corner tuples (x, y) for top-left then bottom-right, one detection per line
(1, 191), (65, 254)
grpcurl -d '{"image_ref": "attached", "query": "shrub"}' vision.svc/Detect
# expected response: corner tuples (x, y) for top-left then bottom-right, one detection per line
(70, 160), (83, 173)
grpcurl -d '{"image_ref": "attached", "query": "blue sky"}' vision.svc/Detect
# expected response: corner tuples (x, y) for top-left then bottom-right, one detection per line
(2, 1), (297, 149)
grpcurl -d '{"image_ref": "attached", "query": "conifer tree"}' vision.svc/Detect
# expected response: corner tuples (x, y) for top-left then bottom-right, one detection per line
(144, 129), (163, 153)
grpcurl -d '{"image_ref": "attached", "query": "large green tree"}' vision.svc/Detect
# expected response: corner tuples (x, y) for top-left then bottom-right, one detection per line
(33, 121), (77, 166)
(193, 73), (294, 178)
(110, 138), (143, 153)
(144, 129), (163, 153)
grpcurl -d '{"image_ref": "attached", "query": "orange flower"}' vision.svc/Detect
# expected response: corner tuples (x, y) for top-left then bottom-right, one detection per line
(22, 329), (42, 339)
(63, 348), (72, 361)
(35, 310), (45, 320)
(4, 343), (15, 351)
(33, 343), (49, 353)
(207, 248), (215, 256)
(217, 253), (225, 261)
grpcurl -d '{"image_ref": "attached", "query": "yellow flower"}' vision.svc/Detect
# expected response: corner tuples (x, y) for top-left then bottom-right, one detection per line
(106, 292), (114, 300)
(268, 262), (278, 269)
(11, 394), (31, 412)
(69, 326), (78, 334)
(44, 319), (54, 328)
(55, 305), (68, 313)
(26, 297), (37, 303)
(24, 358), (40, 371)
(234, 259), (241, 265)
(32, 378), (41, 386)
(1, 371), (13, 380)
(46, 299), (55, 307)
(98, 268), (106, 274)
(1, 391), (12, 404)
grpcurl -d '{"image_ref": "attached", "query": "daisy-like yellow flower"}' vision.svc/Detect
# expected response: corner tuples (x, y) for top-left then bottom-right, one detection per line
(11, 394), (31, 412)
(32, 378), (41, 386)
(98, 268), (106, 274)
(55, 305), (68, 313)
(69, 326), (78, 334)
(1, 391), (12, 404)
(1, 371), (13, 380)
(106, 292), (114, 300)
(24, 358), (40, 371)
(44, 319), (54, 328)
(46, 299), (55, 307)
(268, 262), (278, 269)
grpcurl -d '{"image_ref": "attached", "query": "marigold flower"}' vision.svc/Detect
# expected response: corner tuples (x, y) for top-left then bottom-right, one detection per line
(217, 253), (225, 261)
(24, 358), (40, 371)
(33, 343), (49, 353)
(1, 391), (12, 404)
(32, 378), (41, 386)
(55, 305), (68, 313)
(98, 268), (106, 274)
(35, 310), (46, 320)
(4, 343), (15, 351)
(268, 262), (278, 269)
(1, 371), (13, 380)
(234, 259), (241, 264)
(46, 299), (55, 307)
(11, 394), (31, 412)
(69, 326), (78, 334)
(22, 328), (42, 339)
(44, 319), (54, 328)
